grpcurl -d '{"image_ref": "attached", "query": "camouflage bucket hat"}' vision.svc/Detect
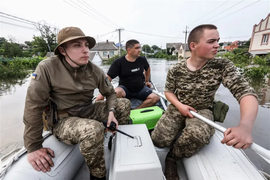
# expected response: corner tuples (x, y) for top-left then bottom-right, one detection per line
(54, 27), (96, 55)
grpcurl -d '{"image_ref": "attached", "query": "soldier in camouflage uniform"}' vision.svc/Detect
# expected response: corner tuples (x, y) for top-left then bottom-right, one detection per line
(23, 27), (131, 180)
(151, 24), (258, 180)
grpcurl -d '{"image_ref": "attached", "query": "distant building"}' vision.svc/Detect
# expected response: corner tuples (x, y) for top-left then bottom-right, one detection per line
(222, 42), (231, 49)
(224, 40), (239, 51)
(178, 44), (191, 59)
(166, 43), (183, 56)
(91, 40), (119, 60)
(249, 13), (270, 55)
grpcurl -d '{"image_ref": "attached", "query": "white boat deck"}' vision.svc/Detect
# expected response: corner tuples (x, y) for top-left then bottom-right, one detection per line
(1, 126), (268, 180)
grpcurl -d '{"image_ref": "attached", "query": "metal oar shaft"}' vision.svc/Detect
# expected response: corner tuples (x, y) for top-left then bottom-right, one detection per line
(116, 129), (134, 139)
(152, 90), (270, 163)
(190, 110), (270, 164)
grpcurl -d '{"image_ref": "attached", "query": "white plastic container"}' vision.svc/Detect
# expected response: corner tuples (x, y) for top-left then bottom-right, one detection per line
(109, 124), (164, 180)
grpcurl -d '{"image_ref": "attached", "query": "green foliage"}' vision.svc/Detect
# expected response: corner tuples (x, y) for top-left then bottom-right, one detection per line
(253, 56), (266, 66)
(0, 57), (44, 79)
(1, 41), (23, 57)
(0, 37), (7, 46)
(232, 48), (245, 55)
(165, 55), (178, 60)
(218, 51), (251, 66)
(22, 50), (33, 57)
(142, 44), (151, 53)
(243, 66), (269, 79)
(151, 45), (160, 51)
(104, 50), (127, 64)
(32, 36), (48, 56)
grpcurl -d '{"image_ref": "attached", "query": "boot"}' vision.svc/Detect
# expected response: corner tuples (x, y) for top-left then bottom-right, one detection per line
(165, 154), (179, 180)
(90, 173), (106, 180)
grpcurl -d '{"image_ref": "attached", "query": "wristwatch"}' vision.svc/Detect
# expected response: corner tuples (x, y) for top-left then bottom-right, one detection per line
(109, 107), (116, 113)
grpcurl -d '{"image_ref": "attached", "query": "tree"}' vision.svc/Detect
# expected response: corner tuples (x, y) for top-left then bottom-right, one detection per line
(1, 39), (23, 57)
(151, 45), (159, 51)
(219, 42), (224, 47)
(0, 37), (7, 46)
(32, 36), (48, 57)
(32, 21), (58, 55)
(142, 44), (151, 53)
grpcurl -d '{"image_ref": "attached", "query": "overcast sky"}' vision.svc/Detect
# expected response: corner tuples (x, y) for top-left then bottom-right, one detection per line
(0, 0), (269, 48)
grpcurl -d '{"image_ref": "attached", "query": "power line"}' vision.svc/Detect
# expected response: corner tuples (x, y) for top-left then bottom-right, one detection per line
(189, 0), (230, 26)
(0, 14), (35, 26)
(0, 21), (36, 30)
(97, 31), (116, 38)
(125, 30), (184, 39)
(78, 0), (122, 28)
(212, 0), (261, 23)
(122, 31), (133, 40)
(0, 12), (37, 25)
(64, 0), (117, 29)
(201, 0), (244, 23)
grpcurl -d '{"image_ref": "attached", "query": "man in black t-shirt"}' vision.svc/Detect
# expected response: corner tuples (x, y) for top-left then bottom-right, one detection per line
(96, 39), (160, 109)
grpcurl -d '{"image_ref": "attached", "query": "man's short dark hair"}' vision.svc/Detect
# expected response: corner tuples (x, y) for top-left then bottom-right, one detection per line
(187, 24), (217, 51)
(126, 39), (140, 50)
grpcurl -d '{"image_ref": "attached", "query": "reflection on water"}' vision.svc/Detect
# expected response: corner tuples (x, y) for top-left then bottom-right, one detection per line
(0, 75), (30, 96)
(0, 58), (269, 175)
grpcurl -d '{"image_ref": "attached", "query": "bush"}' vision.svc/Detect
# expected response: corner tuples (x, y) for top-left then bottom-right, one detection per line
(0, 57), (44, 79)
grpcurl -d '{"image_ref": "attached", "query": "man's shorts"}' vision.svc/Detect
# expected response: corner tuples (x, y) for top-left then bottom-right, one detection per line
(119, 85), (152, 101)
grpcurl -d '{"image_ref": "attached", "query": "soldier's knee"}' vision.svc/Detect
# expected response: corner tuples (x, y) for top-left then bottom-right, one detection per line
(117, 98), (131, 108)
(83, 121), (104, 141)
(151, 131), (166, 148)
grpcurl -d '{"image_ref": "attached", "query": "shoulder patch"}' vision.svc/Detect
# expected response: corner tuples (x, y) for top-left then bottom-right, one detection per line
(31, 73), (37, 80)
(105, 77), (110, 86)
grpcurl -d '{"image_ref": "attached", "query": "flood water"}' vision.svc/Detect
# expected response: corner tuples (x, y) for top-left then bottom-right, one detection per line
(0, 57), (270, 174)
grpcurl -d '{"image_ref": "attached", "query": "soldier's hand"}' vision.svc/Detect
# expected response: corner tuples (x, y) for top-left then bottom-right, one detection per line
(221, 124), (252, 149)
(107, 111), (119, 132)
(27, 148), (55, 172)
(95, 94), (105, 101)
(178, 104), (196, 118)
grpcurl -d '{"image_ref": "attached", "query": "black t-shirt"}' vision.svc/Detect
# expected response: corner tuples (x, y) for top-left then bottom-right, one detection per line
(107, 56), (149, 92)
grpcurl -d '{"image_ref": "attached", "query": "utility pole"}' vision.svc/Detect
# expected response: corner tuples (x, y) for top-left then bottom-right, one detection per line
(117, 28), (124, 56)
(183, 26), (189, 59)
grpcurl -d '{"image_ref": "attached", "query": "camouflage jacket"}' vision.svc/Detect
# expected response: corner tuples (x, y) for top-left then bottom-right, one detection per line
(23, 56), (116, 153)
(164, 58), (257, 110)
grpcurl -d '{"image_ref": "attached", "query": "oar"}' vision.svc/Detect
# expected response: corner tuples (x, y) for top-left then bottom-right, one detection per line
(152, 90), (270, 164)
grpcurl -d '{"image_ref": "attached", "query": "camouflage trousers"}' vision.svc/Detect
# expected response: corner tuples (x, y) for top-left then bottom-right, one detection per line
(151, 104), (215, 160)
(53, 98), (131, 178)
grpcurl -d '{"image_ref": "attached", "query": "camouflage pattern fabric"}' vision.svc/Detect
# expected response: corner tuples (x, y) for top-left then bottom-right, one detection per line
(152, 58), (257, 160)
(164, 58), (257, 110)
(53, 98), (130, 178)
(151, 104), (215, 159)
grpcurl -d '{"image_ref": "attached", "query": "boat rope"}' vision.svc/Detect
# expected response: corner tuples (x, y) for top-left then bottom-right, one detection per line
(0, 147), (27, 178)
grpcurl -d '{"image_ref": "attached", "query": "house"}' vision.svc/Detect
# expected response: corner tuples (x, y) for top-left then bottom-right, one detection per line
(166, 43), (183, 56)
(91, 40), (119, 60)
(249, 13), (270, 55)
(224, 40), (239, 51)
(178, 44), (191, 59)
(220, 41), (232, 49)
